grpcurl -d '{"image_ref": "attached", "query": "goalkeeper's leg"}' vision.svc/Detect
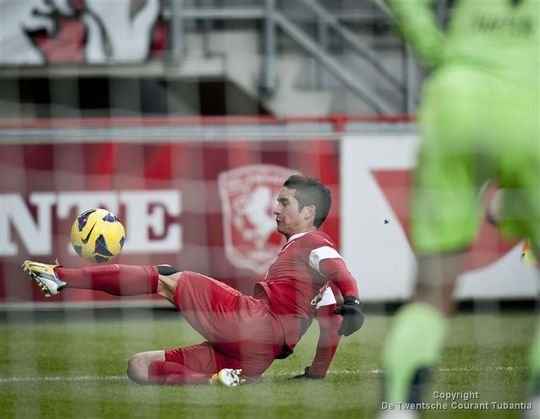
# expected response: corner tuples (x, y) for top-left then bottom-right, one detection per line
(526, 251), (540, 418)
(526, 323), (540, 418)
(381, 252), (463, 414)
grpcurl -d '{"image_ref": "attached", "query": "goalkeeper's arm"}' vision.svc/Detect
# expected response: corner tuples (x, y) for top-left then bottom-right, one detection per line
(387, 0), (445, 67)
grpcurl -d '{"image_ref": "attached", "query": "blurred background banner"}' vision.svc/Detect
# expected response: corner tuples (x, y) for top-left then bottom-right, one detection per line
(341, 134), (539, 301)
(1, 118), (535, 306)
(0, 0), (163, 65)
(0, 120), (340, 304)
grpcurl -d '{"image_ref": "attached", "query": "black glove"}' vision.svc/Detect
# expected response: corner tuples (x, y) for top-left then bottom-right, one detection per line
(333, 296), (365, 336)
(292, 367), (325, 380)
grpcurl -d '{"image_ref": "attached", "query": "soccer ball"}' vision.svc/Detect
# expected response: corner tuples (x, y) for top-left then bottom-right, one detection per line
(70, 208), (125, 263)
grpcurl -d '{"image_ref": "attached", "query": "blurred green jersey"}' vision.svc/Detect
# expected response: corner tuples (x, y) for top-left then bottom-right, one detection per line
(389, 0), (539, 85)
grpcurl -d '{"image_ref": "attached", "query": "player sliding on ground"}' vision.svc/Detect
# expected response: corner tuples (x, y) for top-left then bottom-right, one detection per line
(21, 175), (365, 386)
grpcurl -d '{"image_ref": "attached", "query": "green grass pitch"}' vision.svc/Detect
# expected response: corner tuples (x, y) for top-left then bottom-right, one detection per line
(0, 309), (537, 418)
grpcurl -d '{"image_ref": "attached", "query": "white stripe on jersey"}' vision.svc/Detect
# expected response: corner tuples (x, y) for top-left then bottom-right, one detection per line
(308, 246), (343, 275)
(316, 286), (337, 308)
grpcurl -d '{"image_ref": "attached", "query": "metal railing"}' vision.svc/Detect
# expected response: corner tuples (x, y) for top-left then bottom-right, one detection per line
(165, 0), (417, 114)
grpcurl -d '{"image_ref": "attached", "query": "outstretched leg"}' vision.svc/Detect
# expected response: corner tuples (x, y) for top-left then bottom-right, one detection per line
(21, 260), (179, 299)
(57, 264), (159, 296)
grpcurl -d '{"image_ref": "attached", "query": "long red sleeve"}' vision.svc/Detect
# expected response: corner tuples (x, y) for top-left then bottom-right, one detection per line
(309, 303), (342, 377)
(319, 258), (359, 298)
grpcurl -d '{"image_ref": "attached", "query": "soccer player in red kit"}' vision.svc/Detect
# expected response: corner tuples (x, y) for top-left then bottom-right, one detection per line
(22, 175), (364, 386)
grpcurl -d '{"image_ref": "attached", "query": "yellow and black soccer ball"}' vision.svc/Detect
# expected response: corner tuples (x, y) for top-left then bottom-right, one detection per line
(70, 208), (125, 263)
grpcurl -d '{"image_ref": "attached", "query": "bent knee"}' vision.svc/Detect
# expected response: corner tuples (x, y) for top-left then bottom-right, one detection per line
(127, 355), (150, 384)
(127, 351), (165, 384)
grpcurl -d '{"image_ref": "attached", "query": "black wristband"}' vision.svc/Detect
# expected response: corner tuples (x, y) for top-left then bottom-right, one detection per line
(343, 296), (361, 305)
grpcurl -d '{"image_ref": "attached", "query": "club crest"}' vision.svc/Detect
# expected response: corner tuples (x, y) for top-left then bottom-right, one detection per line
(218, 165), (298, 274)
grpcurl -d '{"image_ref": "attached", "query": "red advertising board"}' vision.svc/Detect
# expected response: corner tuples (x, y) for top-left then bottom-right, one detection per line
(0, 139), (340, 303)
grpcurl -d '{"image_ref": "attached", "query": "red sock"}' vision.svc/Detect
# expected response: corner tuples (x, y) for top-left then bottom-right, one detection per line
(147, 360), (211, 385)
(54, 264), (159, 296)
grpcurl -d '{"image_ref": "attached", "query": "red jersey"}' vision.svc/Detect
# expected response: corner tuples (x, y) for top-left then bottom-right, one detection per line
(253, 230), (358, 354)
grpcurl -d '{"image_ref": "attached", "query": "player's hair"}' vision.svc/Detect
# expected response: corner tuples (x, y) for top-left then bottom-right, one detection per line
(283, 175), (331, 228)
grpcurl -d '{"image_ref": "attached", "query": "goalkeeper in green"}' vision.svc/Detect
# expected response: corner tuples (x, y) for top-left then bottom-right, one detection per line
(381, 0), (539, 417)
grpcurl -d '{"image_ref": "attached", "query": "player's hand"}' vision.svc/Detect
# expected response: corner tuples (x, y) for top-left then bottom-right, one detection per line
(291, 367), (325, 380)
(333, 296), (364, 336)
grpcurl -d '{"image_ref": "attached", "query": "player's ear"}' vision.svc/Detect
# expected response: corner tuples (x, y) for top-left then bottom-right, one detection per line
(303, 205), (316, 221)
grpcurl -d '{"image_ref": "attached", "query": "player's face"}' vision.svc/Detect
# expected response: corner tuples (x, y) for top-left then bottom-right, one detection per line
(273, 187), (315, 239)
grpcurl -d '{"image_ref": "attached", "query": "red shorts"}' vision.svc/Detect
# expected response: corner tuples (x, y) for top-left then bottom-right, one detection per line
(165, 271), (285, 378)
